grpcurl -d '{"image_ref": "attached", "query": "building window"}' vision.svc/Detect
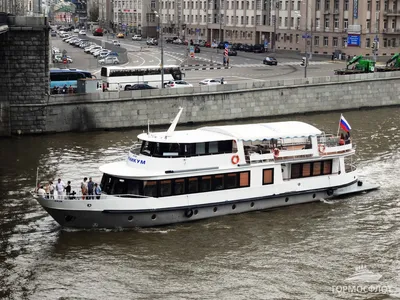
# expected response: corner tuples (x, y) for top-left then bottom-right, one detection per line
(246, 0), (249, 9)
(297, 17), (300, 28)
(325, 0), (330, 10)
(367, 0), (371, 11)
(324, 17), (329, 28)
(279, 0), (282, 9)
(383, 38), (387, 47)
(285, 0), (288, 9)
(263, 169), (274, 185)
(334, 17), (339, 28)
(366, 38), (371, 47)
(342, 37), (347, 47)
(316, 0), (320, 10)
(316, 18), (320, 28)
(333, 37), (338, 47)
(392, 18), (396, 28)
(284, 17), (288, 26)
(296, 34), (299, 43)
(334, 0), (339, 10)
(251, 0), (254, 9)
(251, 16), (254, 25)
(323, 36), (328, 46)
(384, 0), (388, 11)
(376, 0), (380, 10)
(291, 17), (294, 27)
(344, 0), (349, 10)
(241, 16), (244, 24)
(314, 35), (319, 46)
(256, 15), (261, 25)
(279, 16), (282, 26)
(256, 0), (261, 9)
(246, 16), (249, 25)
(344, 18), (348, 29)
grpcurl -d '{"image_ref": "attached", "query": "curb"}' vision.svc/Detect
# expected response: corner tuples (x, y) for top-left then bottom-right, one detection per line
(182, 66), (232, 71)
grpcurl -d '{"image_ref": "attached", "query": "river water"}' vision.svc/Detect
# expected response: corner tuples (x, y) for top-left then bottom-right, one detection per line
(0, 108), (399, 300)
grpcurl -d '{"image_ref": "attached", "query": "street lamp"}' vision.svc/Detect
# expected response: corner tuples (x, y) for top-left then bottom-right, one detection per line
(154, 11), (164, 88)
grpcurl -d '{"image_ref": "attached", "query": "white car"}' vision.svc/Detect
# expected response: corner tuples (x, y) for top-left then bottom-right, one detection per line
(89, 46), (102, 54)
(132, 35), (142, 41)
(92, 49), (103, 57)
(112, 40), (120, 46)
(79, 30), (86, 35)
(173, 38), (182, 44)
(99, 56), (120, 65)
(199, 78), (227, 85)
(73, 28), (79, 33)
(98, 50), (111, 59)
(166, 80), (193, 88)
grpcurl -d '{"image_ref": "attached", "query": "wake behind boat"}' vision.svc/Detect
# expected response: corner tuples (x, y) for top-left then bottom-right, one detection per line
(34, 109), (379, 228)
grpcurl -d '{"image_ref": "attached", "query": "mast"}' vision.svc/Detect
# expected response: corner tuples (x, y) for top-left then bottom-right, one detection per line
(166, 107), (183, 137)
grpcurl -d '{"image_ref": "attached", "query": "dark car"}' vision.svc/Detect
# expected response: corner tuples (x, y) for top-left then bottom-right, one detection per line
(124, 84), (157, 90)
(253, 44), (265, 53)
(194, 46), (200, 53)
(51, 31), (57, 37)
(231, 43), (242, 50)
(263, 56), (278, 65)
(166, 37), (174, 43)
(228, 49), (237, 56)
(244, 44), (254, 52)
(217, 41), (230, 49)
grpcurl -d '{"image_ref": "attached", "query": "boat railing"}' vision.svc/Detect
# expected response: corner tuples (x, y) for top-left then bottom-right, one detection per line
(318, 134), (340, 147)
(345, 163), (357, 173)
(129, 143), (142, 155)
(33, 192), (150, 201)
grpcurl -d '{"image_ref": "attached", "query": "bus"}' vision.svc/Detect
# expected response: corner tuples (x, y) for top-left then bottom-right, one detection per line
(100, 65), (184, 91)
(50, 68), (95, 91)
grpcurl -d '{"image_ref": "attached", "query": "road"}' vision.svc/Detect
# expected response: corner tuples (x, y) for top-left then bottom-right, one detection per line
(51, 33), (347, 86)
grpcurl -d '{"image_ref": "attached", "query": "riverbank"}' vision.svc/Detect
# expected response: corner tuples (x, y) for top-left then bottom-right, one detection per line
(1, 71), (400, 136)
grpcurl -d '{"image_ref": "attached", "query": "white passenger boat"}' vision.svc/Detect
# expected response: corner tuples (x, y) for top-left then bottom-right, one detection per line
(34, 108), (379, 228)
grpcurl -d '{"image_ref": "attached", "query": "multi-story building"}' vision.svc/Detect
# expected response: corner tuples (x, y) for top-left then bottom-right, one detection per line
(112, 0), (158, 37)
(159, 0), (400, 57)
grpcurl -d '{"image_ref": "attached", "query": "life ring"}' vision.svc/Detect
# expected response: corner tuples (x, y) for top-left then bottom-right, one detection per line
(184, 209), (193, 218)
(231, 155), (240, 164)
(273, 148), (280, 158)
(318, 144), (326, 154)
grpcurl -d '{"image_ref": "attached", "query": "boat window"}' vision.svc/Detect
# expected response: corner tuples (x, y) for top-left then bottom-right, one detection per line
(291, 164), (301, 179)
(209, 141), (218, 154)
(112, 178), (126, 194)
(101, 173), (113, 193)
(143, 181), (157, 197)
(196, 143), (206, 155)
(200, 176), (212, 192)
(225, 173), (238, 189)
(263, 169), (274, 185)
(312, 162), (322, 176)
(141, 141), (154, 156)
(213, 174), (224, 190)
(188, 177), (199, 193)
(174, 179), (186, 195)
(239, 172), (250, 187)
(160, 180), (172, 197)
(302, 163), (311, 177)
(126, 180), (142, 195)
(219, 140), (234, 153)
(323, 160), (332, 174)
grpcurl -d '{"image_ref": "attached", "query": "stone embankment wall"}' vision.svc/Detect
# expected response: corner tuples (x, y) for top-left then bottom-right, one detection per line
(0, 16), (50, 136)
(5, 71), (400, 136)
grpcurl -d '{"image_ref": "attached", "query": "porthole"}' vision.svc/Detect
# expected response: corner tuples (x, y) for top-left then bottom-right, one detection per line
(250, 202), (255, 207)
(128, 215), (133, 221)
(312, 194), (316, 199)
(213, 207), (218, 212)
(151, 214), (156, 220)
(194, 209), (198, 215)
(87, 204), (92, 207)
(285, 197), (289, 202)
(232, 204), (236, 210)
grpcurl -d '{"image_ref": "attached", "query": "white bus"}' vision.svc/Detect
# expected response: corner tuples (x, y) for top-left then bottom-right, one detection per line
(100, 65), (184, 91)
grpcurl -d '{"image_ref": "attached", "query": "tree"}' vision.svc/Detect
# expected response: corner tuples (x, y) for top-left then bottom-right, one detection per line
(89, 4), (99, 22)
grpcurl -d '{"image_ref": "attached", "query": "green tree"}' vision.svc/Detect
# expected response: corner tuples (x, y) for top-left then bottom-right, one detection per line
(89, 4), (99, 22)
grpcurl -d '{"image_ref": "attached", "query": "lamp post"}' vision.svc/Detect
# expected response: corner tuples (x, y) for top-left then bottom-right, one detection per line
(154, 11), (164, 88)
(304, 0), (309, 78)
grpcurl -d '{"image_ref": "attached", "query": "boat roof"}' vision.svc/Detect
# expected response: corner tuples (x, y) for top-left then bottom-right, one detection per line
(138, 121), (322, 143)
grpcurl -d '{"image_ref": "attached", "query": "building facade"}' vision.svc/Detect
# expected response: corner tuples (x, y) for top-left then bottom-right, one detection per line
(111, 0), (158, 37)
(158, 0), (400, 56)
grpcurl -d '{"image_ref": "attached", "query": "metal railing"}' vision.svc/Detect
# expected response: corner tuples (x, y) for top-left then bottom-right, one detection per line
(34, 192), (150, 201)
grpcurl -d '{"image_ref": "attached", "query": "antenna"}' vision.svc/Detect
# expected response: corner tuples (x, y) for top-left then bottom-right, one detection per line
(147, 119), (150, 135)
(166, 107), (183, 137)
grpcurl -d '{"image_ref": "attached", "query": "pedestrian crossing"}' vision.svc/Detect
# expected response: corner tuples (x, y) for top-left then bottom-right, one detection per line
(232, 61), (333, 67)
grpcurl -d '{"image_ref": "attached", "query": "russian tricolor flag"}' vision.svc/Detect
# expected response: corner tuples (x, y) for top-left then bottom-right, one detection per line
(340, 115), (352, 132)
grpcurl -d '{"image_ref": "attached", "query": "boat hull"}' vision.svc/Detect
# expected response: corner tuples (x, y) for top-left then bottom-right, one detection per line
(40, 189), (332, 228)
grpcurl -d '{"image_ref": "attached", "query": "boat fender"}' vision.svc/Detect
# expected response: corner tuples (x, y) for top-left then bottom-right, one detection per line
(273, 148), (280, 158)
(231, 155), (240, 165)
(327, 189), (334, 196)
(357, 181), (363, 186)
(185, 209), (194, 218)
(318, 144), (326, 154)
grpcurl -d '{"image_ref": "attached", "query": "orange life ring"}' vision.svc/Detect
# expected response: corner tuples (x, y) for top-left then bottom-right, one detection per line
(273, 148), (280, 157)
(231, 155), (240, 164)
(318, 144), (326, 154)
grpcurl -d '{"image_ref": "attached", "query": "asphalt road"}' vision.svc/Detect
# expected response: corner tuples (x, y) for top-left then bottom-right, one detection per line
(52, 33), (347, 86)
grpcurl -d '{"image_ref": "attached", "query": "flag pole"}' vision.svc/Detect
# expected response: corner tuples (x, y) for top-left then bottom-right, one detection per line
(336, 114), (342, 137)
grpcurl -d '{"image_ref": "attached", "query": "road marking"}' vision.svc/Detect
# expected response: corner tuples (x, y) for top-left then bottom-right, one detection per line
(230, 75), (266, 82)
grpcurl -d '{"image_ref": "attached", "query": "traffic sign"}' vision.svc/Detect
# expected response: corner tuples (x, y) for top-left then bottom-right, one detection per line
(224, 43), (229, 49)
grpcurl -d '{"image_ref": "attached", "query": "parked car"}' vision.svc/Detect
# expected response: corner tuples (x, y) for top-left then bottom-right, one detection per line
(228, 49), (237, 56)
(165, 80), (193, 88)
(199, 40), (206, 47)
(165, 37), (174, 43)
(194, 46), (200, 53)
(173, 38), (182, 44)
(199, 78), (227, 85)
(98, 50), (111, 58)
(253, 44), (265, 53)
(112, 40), (120, 46)
(263, 56), (278, 65)
(73, 28), (79, 33)
(99, 56), (120, 65)
(132, 34), (142, 41)
(117, 33), (124, 38)
(84, 45), (97, 53)
(204, 41), (211, 47)
(124, 84), (157, 90)
(89, 46), (102, 54)
(79, 30), (86, 35)
(51, 31), (57, 37)
(66, 56), (73, 63)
